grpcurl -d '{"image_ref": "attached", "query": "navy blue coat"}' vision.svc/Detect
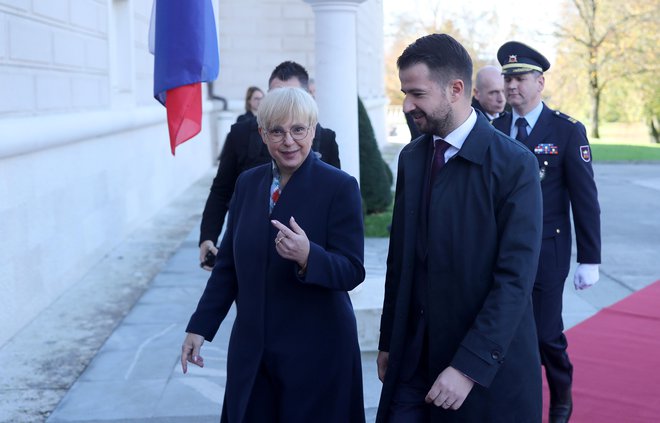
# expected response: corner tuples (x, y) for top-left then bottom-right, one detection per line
(187, 153), (365, 422)
(377, 114), (543, 422)
(493, 104), (601, 282)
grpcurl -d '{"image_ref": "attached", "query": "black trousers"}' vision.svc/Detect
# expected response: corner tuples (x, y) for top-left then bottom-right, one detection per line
(388, 317), (432, 422)
(532, 276), (573, 404)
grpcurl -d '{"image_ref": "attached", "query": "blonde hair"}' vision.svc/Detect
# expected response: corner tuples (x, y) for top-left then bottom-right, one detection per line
(257, 87), (318, 131)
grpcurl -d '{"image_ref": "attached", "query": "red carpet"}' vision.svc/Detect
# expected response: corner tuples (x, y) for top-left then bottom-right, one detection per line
(543, 280), (660, 422)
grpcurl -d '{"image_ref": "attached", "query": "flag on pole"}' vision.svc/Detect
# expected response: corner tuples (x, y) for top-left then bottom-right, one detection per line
(150, 0), (219, 155)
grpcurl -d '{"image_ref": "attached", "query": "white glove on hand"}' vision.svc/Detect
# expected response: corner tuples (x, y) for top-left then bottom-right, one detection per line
(573, 263), (599, 290)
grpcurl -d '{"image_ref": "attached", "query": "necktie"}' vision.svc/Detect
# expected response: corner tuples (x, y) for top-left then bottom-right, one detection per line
(430, 139), (451, 184)
(427, 139), (451, 208)
(515, 117), (529, 142)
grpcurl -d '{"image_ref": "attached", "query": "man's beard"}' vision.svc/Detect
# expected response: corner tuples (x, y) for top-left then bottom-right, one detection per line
(416, 106), (453, 138)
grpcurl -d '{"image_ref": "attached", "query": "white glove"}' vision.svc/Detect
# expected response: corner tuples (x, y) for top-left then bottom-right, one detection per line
(573, 263), (599, 290)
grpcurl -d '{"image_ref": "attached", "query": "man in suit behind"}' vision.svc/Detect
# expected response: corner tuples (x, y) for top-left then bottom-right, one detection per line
(199, 61), (340, 269)
(376, 33), (543, 422)
(492, 41), (601, 423)
(471, 65), (506, 121)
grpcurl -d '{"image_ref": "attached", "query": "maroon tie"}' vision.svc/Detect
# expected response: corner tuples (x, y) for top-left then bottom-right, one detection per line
(430, 139), (451, 183)
(427, 139), (451, 208)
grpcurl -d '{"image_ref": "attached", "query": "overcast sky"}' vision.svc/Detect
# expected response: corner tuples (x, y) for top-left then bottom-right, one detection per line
(383, 0), (563, 63)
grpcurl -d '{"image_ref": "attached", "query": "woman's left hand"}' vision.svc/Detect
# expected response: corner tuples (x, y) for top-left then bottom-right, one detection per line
(271, 216), (310, 269)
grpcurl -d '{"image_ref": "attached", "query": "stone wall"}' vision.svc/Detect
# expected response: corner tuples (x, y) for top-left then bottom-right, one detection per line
(0, 0), (216, 346)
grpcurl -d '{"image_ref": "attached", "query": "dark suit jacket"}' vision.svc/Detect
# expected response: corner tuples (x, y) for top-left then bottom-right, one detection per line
(235, 110), (255, 123)
(377, 114), (543, 422)
(492, 103), (601, 282)
(471, 97), (488, 116)
(188, 153), (365, 422)
(471, 97), (511, 121)
(199, 119), (340, 245)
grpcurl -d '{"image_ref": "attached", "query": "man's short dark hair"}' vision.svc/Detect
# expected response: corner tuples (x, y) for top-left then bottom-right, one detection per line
(397, 33), (473, 94)
(269, 61), (309, 90)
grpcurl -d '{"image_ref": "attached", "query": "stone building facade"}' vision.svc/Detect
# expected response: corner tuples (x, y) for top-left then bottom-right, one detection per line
(0, 0), (385, 347)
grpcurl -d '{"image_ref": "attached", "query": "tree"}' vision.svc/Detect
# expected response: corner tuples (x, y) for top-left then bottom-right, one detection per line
(384, 2), (503, 106)
(553, 0), (659, 138)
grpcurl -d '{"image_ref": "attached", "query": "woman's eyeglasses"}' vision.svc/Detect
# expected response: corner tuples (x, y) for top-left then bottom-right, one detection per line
(266, 126), (310, 143)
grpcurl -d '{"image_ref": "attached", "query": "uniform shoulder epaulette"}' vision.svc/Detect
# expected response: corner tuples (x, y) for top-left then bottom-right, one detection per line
(553, 110), (578, 124)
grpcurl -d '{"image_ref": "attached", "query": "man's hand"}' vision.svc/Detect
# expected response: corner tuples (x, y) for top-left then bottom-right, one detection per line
(199, 240), (218, 272)
(181, 333), (205, 374)
(574, 263), (599, 290)
(377, 351), (389, 383)
(425, 366), (474, 410)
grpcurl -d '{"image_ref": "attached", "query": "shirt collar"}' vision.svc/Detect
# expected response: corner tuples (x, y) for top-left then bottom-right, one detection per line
(512, 101), (544, 130)
(433, 108), (477, 155)
(485, 111), (499, 121)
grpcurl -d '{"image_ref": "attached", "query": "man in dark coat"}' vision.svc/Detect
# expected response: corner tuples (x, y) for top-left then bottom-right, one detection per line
(376, 34), (544, 422)
(199, 61), (340, 269)
(492, 41), (601, 423)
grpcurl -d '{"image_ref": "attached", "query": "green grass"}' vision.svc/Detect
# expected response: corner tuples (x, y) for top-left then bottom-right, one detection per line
(591, 143), (660, 161)
(588, 122), (660, 161)
(364, 201), (393, 238)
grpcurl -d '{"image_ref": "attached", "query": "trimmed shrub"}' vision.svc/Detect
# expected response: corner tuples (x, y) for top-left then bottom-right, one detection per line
(359, 97), (393, 214)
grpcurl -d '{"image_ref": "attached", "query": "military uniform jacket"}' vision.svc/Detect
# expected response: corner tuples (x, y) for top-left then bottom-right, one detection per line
(377, 115), (543, 422)
(199, 118), (341, 245)
(493, 104), (601, 280)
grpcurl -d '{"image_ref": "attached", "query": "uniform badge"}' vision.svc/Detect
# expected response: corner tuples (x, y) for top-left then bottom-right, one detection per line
(508, 55), (517, 63)
(533, 143), (559, 155)
(539, 167), (546, 181)
(580, 145), (591, 162)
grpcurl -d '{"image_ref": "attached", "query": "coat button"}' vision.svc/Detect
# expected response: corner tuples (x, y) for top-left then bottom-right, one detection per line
(491, 350), (501, 360)
(556, 228), (561, 234)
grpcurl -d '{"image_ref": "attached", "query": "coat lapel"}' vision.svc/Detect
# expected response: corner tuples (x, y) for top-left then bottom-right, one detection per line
(238, 163), (275, 273)
(402, 135), (429, 220)
(524, 104), (552, 149)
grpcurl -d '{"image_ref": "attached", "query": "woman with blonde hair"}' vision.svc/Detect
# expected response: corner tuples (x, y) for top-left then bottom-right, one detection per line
(182, 87), (366, 423)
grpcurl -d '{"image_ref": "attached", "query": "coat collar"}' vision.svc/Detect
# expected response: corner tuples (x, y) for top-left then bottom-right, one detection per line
(525, 103), (552, 144)
(454, 112), (495, 165)
(399, 111), (494, 185)
(269, 152), (318, 214)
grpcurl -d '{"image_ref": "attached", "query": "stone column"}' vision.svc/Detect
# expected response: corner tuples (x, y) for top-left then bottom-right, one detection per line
(303, 0), (365, 183)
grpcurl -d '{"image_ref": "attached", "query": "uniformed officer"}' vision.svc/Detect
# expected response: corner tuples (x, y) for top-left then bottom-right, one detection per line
(492, 41), (602, 423)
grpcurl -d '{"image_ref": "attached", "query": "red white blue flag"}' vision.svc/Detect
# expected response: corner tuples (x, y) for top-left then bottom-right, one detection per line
(150, 0), (219, 155)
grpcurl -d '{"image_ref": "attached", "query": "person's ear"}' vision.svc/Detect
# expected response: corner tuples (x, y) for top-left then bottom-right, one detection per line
(449, 79), (465, 101)
(537, 75), (545, 92)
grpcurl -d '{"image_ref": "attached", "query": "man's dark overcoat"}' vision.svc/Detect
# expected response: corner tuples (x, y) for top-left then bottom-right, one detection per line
(188, 154), (365, 423)
(377, 115), (543, 422)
